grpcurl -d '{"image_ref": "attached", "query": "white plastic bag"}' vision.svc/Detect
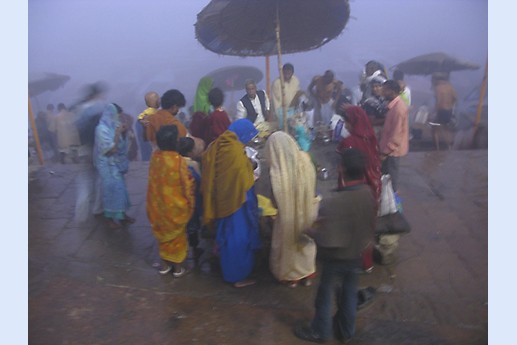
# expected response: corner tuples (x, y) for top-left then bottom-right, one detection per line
(377, 174), (398, 217)
(414, 105), (429, 125)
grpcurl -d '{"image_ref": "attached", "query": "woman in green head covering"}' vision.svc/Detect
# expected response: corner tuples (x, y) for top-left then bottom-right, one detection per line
(190, 77), (214, 143)
(193, 77), (214, 113)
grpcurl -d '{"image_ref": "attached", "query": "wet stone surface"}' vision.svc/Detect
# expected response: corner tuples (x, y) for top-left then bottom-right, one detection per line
(29, 148), (487, 345)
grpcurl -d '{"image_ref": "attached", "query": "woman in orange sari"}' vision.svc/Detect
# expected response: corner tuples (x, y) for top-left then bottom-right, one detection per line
(147, 125), (194, 277)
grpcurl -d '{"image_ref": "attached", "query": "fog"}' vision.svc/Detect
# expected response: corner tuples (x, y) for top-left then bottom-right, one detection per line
(28, 0), (487, 118)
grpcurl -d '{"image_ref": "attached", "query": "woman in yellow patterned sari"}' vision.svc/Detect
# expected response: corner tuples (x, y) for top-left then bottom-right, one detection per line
(147, 125), (194, 277)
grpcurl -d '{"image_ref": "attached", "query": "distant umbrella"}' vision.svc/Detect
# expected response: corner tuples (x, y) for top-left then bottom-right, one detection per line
(29, 72), (71, 97)
(393, 52), (480, 76)
(206, 66), (263, 92)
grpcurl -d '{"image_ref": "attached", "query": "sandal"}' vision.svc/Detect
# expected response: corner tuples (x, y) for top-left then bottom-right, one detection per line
(172, 267), (188, 278)
(234, 279), (256, 288)
(158, 264), (172, 275)
(357, 286), (376, 310)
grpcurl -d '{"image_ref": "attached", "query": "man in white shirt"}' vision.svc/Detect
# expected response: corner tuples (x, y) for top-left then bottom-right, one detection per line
(236, 79), (270, 125)
(271, 63), (300, 127)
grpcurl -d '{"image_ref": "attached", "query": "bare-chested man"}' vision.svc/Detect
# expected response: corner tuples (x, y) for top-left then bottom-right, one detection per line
(308, 70), (343, 126)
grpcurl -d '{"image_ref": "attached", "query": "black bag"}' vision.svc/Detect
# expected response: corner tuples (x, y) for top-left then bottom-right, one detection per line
(375, 212), (411, 234)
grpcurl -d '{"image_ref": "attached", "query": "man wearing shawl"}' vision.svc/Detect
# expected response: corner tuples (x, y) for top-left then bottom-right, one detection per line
(264, 131), (320, 288)
(94, 103), (133, 229)
(271, 63), (301, 128)
(147, 125), (195, 277)
(146, 89), (188, 148)
(201, 119), (261, 287)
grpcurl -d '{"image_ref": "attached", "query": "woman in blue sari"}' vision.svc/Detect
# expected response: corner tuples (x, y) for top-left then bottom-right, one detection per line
(201, 119), (261, 287)
(94, 103), (134, 229)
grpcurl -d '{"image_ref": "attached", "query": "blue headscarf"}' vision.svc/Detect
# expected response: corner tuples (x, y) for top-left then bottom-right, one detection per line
(228, 119), (258, 144)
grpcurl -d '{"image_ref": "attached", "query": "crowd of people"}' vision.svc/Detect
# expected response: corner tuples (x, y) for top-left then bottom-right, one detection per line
(30, 61), (459, 343)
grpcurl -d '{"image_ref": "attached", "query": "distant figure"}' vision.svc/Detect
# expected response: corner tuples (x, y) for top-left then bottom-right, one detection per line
(206, 87), (231, 146)
(236, 79), (270, 125)
(294, 148), (376, 344)
(308, 70), (343, 126)
(53, 103), (81, 163)
(393, 69), (411, 107)
(147, 125), (194, 277)
(94, 103), (134, 229)
(120, 111), (138, 161)
(72, 81), (108, 223)
(189, 77), (214, 145)
(35, 110), (53, 159)
(431, 72), (457, 150)
(264, 131), (320, 288)
(137, 91), (160, 161)
(271, 63), (301, 128)
(201, 119), (262, 288)
(44, 104), (59, 161)
(359, 60), (388, 103)
(360, 76), (388, 138)
(146, 89), (188, 149)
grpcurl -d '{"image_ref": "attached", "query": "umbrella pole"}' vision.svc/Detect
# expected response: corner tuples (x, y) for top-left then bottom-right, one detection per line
(265, 55), (271, 99)
(470, 59), (488, 147)
(28, 97), (44, 165)
(275, 6), (287, 131)
(474, 59), (488, 129)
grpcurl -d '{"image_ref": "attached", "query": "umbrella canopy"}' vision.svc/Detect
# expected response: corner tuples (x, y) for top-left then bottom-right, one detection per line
(29, 72), (71, 97)
(195, 0), (350, 57)
(393, 52), (480, 76)
(206, 65), (263, 91)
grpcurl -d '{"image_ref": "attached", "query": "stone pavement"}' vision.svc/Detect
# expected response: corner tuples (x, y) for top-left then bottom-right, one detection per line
(28, 148), (487, 345)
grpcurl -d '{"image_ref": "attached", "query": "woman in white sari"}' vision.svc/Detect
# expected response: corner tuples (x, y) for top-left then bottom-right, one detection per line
(264, 131), (321, 288)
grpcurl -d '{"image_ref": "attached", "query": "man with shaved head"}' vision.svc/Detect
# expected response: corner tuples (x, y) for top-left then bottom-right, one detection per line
(137, 91), (160, 160)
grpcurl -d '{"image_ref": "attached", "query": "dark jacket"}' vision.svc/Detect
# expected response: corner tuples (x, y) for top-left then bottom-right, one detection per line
(313, 184), (376, 261)
(240, 90), (267, 123)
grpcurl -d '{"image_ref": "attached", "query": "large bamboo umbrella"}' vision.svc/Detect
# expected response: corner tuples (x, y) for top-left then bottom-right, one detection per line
(195, 0), (350, 130)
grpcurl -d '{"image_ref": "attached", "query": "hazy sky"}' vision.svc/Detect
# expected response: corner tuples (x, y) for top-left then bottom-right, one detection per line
(28, 0), (487, 117)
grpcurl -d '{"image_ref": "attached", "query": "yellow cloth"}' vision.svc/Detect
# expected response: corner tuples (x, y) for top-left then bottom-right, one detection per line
(137, 107), (158, 120)
(257, 194), (278, 216)
(201, 130), (254, 226)
(264, 131), (320, 282)
(147, 150), (194, 263)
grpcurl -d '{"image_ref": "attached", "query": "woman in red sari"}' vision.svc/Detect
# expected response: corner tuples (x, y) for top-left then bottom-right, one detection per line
(336, 105), (381, 202)
(336, 103), (381, 273)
